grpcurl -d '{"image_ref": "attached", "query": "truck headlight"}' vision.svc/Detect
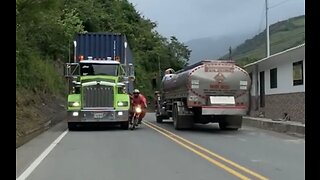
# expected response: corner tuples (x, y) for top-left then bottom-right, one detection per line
(72, 112), (79, 116)
(117, 101), (128, 107)
(69, 102), (80, 107)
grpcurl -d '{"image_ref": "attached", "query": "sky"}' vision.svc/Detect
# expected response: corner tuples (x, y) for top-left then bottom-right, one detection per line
(128, 0), (305, 42)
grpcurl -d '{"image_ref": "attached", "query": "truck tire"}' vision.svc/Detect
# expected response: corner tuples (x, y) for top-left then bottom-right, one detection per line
(173, 104), (182, 130)
(156, 115), (163, 123)
(120, 121), (129, 130)
(219, 123), (239, 130)
(219, 121), (232, 130)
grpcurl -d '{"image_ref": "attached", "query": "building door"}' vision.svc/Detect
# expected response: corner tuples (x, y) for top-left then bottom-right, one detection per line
(259, 71), (265, 107)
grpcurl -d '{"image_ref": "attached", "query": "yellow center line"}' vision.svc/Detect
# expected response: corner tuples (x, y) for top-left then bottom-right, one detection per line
(144, 121), (269, 180)
(143, 122), (251, 180)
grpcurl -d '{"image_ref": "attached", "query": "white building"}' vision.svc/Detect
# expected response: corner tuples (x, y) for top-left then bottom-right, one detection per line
(244, 44), (305, 123)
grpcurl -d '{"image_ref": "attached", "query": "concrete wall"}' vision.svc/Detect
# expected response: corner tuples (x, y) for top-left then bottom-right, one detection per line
(249, 92), (305, 123)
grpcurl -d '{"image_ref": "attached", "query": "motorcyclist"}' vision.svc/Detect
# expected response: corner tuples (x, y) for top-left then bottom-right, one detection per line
(129, 89), (147, 124)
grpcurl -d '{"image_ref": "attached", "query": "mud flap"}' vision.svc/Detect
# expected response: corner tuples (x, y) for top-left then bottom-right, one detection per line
(174, 102), (194, 129)
(219, 115), (242, 130)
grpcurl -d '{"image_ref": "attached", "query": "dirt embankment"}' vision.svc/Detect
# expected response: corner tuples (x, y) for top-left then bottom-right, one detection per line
(16, 89), (66, 148)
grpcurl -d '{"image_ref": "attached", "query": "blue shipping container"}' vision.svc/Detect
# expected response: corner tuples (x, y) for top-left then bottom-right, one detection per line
(75, 32), (133, 65)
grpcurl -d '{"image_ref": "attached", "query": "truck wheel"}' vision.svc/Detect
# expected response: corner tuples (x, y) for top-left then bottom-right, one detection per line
(219, 121), (228, 130)
(68, 122), (77, 131)
(120, 121), (129, 130)
(156, 115), (163, 123)
(173, 104), (182, 130)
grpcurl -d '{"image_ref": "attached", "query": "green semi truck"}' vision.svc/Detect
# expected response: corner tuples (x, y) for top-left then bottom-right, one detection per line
(64, 33), (135, 130)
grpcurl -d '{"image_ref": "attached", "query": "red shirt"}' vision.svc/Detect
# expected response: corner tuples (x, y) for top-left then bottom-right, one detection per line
(132, 94), (147, 108)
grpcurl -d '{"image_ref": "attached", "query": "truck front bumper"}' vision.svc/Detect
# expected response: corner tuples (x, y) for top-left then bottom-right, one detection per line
(67, 109), (129, 122)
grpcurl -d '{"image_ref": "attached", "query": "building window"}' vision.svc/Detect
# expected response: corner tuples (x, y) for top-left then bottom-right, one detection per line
(270, 68), (277, 89)
(293, 61), (303, 86)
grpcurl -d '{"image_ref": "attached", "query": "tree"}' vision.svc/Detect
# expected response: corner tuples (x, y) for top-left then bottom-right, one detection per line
(16, 0), (192, 99)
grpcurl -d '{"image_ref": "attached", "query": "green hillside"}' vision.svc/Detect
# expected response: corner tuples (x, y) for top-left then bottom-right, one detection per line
(222, 15), (305, 66)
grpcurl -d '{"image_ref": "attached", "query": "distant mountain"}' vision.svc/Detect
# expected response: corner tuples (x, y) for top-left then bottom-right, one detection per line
(220, 15), (305, 66)
(186, 32), (254, 65)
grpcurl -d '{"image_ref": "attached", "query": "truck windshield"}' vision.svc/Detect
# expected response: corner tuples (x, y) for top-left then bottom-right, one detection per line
(80, 63), (118, 76)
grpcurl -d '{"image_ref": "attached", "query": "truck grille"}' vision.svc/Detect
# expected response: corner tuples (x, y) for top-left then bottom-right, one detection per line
(83, 85), (113, 107)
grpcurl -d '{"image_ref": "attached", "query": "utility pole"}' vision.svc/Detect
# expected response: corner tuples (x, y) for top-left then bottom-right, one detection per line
(265, 0), (270, 57)
(73, 41), (77, 63)
(69, 41), (71, 63)
(158, 56), (161, 84)
(124, 42), (127, 76)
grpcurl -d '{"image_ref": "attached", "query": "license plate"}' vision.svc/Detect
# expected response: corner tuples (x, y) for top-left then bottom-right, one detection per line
(210, 96), (235, 105)
(94, 113), (104, 119)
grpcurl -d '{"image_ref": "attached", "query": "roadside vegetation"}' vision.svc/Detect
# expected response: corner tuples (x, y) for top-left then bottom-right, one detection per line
(16, 0), (191, 145)
(220, 15), (305, 66)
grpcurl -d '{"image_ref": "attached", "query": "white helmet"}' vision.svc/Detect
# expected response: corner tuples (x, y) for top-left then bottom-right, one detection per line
(133, 89), (140, 94)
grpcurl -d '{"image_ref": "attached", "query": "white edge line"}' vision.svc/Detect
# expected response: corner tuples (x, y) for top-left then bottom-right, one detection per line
(16, 130), (69, 180)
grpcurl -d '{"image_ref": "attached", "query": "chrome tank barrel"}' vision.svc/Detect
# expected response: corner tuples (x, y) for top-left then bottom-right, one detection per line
(161, 60), (251, 100)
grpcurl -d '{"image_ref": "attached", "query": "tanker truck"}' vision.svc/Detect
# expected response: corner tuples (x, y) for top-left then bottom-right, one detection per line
(155, 60), (251, 130)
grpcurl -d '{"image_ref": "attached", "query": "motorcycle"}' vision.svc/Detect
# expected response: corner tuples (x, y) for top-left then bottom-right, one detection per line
(129, 105), (142, 130)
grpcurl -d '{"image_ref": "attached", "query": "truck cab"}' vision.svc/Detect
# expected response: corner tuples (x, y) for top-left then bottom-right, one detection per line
(65, 33), (135, 130)
(66, 58), (134, 130)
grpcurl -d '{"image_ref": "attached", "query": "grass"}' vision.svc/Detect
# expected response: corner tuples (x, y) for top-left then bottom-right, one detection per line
(16, 50), (67, 146)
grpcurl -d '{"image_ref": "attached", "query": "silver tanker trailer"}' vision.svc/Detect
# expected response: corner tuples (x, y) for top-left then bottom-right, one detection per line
(155, 60), (251, 130)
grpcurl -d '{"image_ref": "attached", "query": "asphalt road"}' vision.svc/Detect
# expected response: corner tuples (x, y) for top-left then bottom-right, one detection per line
(16, 113), (305, 180)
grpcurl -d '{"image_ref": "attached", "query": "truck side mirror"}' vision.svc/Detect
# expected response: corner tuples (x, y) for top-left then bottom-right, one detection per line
(128, 63), (135, 81)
